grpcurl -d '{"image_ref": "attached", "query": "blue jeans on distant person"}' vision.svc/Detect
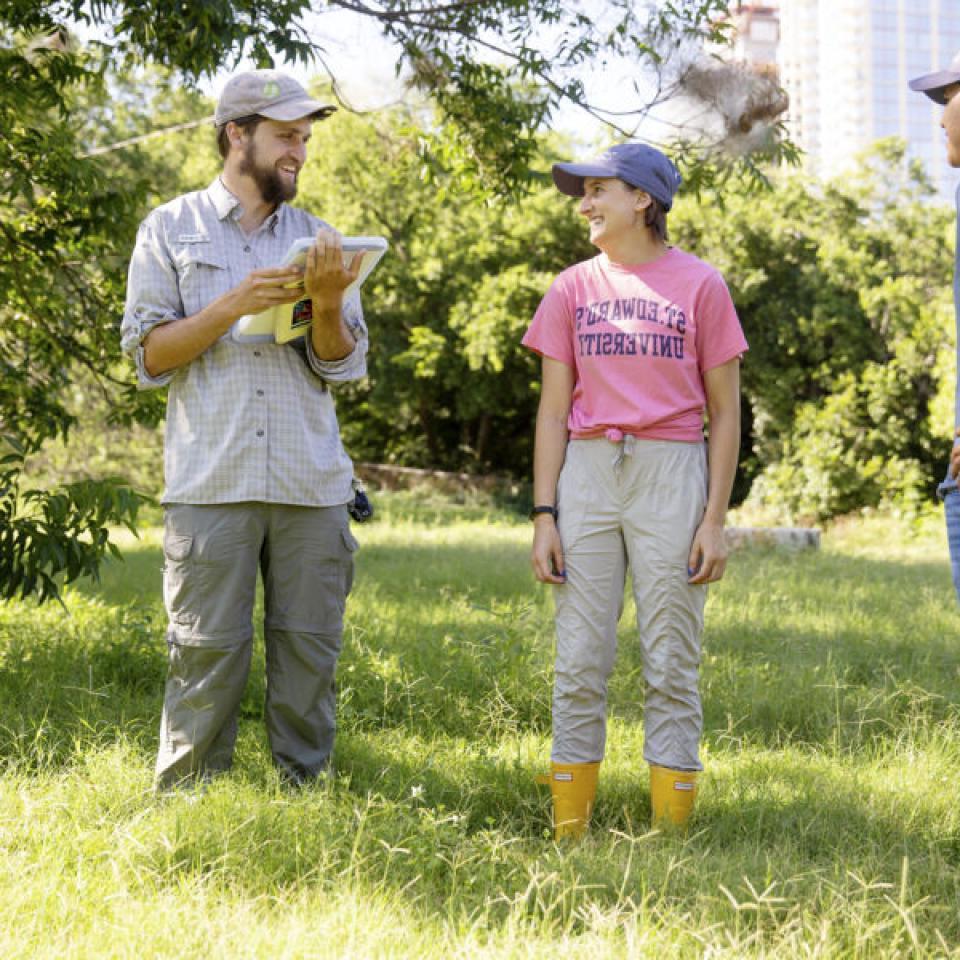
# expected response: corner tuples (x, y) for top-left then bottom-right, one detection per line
(938, 463), (960, 605)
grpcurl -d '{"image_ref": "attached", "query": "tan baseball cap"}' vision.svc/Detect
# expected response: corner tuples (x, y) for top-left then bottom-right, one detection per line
(215, 69), (336, 126)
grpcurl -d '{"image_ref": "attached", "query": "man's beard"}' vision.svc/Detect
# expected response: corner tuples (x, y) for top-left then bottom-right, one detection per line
(239, 140), (297, 206)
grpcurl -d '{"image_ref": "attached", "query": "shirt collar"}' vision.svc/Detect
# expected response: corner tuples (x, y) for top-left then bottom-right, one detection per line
(207, 177), (284, 234)
(208, 177), (242, 221)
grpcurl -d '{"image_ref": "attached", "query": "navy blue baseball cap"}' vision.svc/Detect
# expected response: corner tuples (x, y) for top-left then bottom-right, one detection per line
(552, 143), (682, 211)
(909, 50), (960, 104)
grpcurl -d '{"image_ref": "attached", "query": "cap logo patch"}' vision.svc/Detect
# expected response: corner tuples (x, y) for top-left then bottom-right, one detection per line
(263, 81), (281, 98)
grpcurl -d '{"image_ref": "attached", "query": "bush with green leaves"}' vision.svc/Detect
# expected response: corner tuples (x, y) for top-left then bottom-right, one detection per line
(671, 140), (955, 520)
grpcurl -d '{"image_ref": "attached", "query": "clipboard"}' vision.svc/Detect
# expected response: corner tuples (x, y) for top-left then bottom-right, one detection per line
(233, 235), (387, 343)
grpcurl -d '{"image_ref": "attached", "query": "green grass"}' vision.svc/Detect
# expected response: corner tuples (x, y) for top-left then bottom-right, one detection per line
(2, 493), (960, 957)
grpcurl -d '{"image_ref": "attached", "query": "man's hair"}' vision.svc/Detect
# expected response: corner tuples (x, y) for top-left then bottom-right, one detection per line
(644, 197), (669, 242)
(216, 114), (265, 159)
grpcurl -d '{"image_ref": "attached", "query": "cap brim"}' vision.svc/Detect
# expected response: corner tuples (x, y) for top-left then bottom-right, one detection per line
(909, 71), (960, 104)
(259, 98), (337, 122)
(551, 161), (618, 197)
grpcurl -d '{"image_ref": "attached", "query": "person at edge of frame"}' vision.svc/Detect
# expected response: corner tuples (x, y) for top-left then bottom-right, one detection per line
(521, 142), (747, 839)
(910, 52), (960, 603)
(121, 70), (368, 789)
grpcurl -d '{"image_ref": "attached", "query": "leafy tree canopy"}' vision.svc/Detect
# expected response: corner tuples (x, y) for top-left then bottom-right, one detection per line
(4, 0), (796, 193)
(671, 139), (954, 520)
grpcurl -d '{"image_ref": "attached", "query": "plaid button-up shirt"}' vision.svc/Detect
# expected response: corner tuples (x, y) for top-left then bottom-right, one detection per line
(121, 178), (367, 507)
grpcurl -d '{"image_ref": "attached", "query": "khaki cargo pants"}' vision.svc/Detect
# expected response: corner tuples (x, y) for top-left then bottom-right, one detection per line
(552, 437), (708, 771)
(156, 502), (357, 788)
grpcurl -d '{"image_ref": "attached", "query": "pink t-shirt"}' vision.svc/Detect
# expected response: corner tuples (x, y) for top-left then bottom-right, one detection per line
(522, 248), (748, 443)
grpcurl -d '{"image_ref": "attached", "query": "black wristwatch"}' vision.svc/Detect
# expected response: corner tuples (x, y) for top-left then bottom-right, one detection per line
(529, 505), (558, 521)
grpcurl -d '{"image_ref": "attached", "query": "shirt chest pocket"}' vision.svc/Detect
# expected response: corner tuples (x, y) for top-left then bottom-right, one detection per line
(171, 241), (230, 317)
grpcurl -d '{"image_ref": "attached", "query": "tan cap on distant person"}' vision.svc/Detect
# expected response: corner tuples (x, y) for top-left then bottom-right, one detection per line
(215, 69), (336, 126)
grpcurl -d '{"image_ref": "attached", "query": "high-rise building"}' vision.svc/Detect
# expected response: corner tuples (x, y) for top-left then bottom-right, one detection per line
(776, 0), (960, 202)
(724, 4), (780, 74)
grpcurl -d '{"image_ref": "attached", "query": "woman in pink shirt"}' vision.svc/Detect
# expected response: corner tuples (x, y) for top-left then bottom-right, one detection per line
(522, 143), (747, 839)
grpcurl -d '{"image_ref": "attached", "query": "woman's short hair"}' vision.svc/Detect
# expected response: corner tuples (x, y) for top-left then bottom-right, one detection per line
(216, 114), (265, 159)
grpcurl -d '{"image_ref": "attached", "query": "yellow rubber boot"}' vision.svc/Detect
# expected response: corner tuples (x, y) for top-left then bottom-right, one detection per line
(549, 761), (600, 840)
(649, 765), (697, 827)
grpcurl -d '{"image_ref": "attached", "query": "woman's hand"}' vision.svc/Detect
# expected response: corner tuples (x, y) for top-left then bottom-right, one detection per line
(691, 358), (739, 585)
(531, 516), (567, 584)
(687, 521), (728, 584)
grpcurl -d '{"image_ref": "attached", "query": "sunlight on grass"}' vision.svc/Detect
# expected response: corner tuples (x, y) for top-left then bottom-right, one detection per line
(1, 495), (959, 957)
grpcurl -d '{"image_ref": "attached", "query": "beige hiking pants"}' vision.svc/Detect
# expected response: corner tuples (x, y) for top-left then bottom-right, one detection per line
(552, 436), (708, 771)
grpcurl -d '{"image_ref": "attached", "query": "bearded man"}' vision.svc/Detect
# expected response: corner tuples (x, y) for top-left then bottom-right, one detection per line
(121, 70), (367, 788)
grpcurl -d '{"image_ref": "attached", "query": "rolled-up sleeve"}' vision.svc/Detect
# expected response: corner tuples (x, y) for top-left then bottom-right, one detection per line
(305, 290), (368, 382)
(121, 215), (182, 389)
